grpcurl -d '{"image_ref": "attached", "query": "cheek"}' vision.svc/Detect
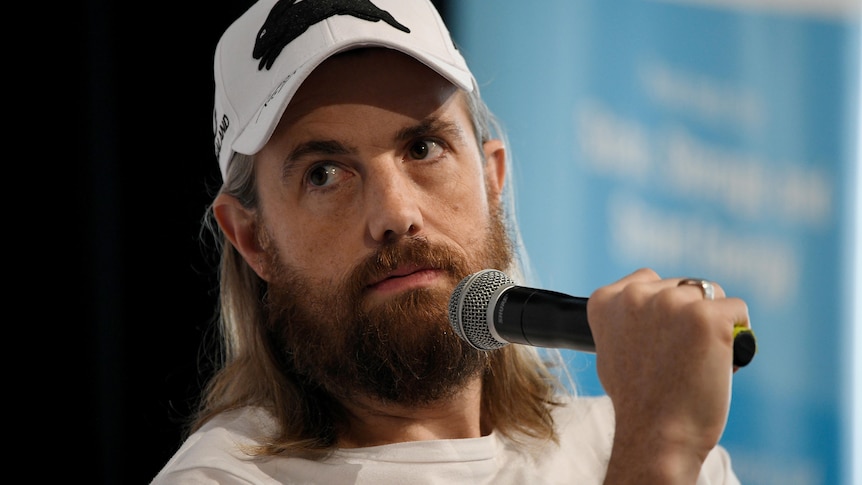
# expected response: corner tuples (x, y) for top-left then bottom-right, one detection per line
(436, 157), (488, 203)
(260, 207), (356, 277)
(258, 182), (361, 257)
(433, 174), (493, 237)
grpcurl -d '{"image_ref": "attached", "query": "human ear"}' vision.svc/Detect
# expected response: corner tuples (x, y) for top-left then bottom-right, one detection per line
(212, 193), (271, 281)
(482, 139), (506, 201)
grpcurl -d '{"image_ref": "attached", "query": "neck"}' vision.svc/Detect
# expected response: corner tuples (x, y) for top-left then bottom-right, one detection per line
(336, 376), (487, 448)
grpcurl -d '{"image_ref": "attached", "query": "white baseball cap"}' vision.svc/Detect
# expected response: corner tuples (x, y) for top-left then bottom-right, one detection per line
(212, 0), (476, 179)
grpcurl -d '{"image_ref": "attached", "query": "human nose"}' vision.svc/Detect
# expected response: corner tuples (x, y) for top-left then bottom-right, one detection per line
(365, 165), (423, 243)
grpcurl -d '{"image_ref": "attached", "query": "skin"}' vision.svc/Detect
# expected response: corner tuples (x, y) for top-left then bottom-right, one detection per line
(214, 49), (506, 446)
(214, 48), (752, 484)
(589, 269), (750, 483)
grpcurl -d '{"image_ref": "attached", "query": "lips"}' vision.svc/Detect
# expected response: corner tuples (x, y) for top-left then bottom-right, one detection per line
(367, 265), (439, 293)
(369, 264), (429, 285)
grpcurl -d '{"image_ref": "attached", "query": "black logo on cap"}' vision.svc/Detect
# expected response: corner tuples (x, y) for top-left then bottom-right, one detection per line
(254, 0), (411, 70)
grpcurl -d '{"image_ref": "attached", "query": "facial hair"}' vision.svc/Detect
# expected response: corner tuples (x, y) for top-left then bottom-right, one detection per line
(263, 206), (512, 407)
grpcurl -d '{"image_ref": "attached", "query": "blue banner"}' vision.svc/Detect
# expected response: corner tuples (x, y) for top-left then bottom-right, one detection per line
(452, 1), (860, 483)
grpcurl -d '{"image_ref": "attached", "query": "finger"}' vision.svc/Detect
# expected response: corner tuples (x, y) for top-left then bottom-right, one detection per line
(591, 268), (690, 304)
(675, 277), (727, 300)
(606, 267), (663, 289)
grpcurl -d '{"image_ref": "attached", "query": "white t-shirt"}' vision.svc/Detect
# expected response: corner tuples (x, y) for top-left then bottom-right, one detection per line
(151, 395), (739, 484)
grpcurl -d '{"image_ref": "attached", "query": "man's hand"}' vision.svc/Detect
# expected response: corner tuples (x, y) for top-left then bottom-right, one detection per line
(587, 268), (751, 483)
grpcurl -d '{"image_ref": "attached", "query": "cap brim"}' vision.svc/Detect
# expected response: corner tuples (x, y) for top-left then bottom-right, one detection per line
(232, 42), (474, 157)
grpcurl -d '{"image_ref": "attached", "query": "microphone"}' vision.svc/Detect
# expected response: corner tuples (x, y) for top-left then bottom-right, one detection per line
(447, 269), (757, 367)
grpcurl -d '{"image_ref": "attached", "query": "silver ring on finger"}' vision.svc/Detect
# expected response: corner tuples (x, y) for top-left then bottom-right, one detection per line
(678, 278), (715, 301)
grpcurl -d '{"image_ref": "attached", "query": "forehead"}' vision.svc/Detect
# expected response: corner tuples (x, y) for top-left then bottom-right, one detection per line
(276, 48), (467, 131)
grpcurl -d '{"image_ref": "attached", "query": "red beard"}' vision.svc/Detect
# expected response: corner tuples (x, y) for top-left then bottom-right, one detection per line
(264, 208), (512, 406)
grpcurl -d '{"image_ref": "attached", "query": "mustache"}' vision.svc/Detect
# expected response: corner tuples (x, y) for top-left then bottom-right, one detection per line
(343, 237), (471, 298)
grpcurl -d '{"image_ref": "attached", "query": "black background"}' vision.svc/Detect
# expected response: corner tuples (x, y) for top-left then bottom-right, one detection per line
(56, 1), (449, 483)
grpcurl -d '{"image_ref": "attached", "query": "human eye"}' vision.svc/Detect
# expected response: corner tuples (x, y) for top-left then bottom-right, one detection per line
(306, 162), (349, 189)
(407, 139), (446, 161)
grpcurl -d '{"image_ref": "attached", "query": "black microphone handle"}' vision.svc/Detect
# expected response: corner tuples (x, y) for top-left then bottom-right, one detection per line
(490, 285), (757, 367)
(492, 286), (594, 352)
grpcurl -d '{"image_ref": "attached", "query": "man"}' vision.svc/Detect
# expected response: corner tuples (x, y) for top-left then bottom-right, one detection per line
(152, 0), (751, 482)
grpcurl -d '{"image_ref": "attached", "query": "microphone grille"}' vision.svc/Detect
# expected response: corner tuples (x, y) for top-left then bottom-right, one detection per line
(448, 269), (514, 350)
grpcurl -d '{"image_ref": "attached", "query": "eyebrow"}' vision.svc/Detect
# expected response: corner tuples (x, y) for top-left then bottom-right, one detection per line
(395, 116), (468, 146)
